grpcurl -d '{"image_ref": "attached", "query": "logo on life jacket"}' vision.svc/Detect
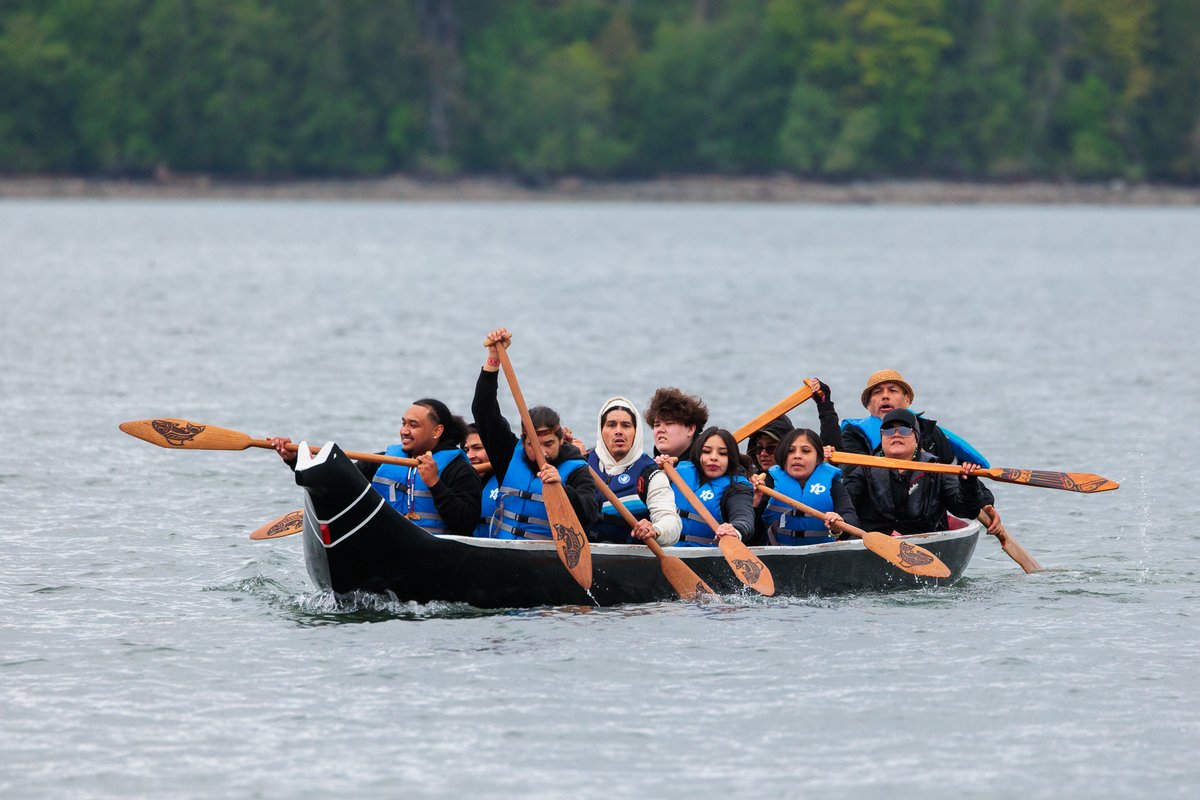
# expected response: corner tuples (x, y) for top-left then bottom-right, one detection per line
(699, 488), (715, 501)
(489, 487), (500, 500)
(810, 484), (827, 495)
(151, 419), (206, 447)
(617, 473), (631, 485)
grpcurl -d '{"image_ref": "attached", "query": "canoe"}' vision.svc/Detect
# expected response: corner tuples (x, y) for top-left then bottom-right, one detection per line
(295, 441), (980, 608)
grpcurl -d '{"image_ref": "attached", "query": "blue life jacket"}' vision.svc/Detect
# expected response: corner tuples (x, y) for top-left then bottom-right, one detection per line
(588, 451), (657, 544)
(371, 445), (469, 534)
(841, 415), (884, 452)
(761, 462), (841, 545)
(940, 425), (990, 468)
(494, 444), (587, 540)
(474, 473), (500, 538)
(841, 413), (990, 468)
(671, 461), (751, 547)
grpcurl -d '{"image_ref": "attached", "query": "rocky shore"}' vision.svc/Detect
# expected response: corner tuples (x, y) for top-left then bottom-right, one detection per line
(3, 173), (1198, 204)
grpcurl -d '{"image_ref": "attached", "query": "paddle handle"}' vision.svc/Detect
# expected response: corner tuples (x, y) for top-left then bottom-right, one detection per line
(732, 383), (815, 442)
(828, 450), (995, 478)
(755, 480), (867, 540)
(491, 344), (550, 471)
(266, 441), (419, 467)
(660, 461), (722, 533)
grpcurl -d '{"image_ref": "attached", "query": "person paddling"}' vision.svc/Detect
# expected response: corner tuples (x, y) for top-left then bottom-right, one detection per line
(472, 328), (598, 539)
(840, 409), (985, 535)
(749, 428), (858, 545)
(588, 396), (681, 545)
(465, 423), (501, 537)
(839, 369), (1002, 534)
(270, 398), (481, 537)
(661, 427), (755, 547)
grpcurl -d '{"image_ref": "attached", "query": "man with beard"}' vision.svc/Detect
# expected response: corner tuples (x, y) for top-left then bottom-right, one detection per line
(588, 396), (681, 545)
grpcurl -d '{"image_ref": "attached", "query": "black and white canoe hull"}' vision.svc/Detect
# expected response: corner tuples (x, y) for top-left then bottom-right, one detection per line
(295, 442), (980, 608)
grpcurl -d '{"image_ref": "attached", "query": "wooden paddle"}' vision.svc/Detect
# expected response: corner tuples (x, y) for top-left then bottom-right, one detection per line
(488, 342), (593, 591)
(587, 467), (713, 599)
(979, 509), (1043, 573)
(658, 460), (775, 596)
(732, 383), (815, 443)
(754, 480), (950, 578)
(119, 418), (420, 467)
(250, 509), (305, 541)
(826, 451), (1119, 493)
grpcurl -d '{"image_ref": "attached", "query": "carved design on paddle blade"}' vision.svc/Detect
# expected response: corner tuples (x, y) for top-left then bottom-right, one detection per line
(897, 540), (935, 568)
(732, 558), (763, 584)
(151, 419), (206, 447)
(999, 468), (1116, 493)
(266, 510), (304, 538)
(553, 523), (587, 570)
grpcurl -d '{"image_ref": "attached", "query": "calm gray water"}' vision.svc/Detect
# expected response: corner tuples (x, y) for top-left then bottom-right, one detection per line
(2, 200), (1197, 798)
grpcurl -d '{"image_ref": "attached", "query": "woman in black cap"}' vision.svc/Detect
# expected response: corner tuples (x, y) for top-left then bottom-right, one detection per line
(839, 408), (986, 535)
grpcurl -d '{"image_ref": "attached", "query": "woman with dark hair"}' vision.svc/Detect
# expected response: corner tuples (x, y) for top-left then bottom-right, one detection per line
(658, 427), (755, 547)
(465, 423), (501, 537)
(749, 428), (858, 545)
(471, 328), (598, 540)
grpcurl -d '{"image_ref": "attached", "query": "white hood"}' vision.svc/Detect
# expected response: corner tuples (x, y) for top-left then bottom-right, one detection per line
(593, 396), (646, 475)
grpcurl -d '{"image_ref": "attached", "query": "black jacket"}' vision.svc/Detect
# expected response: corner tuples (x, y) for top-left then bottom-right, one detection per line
(841, 452), (984, 535)
(841, 413), (995, 507)
(471, 369), (599, 533)
(720, 479), (756, 540)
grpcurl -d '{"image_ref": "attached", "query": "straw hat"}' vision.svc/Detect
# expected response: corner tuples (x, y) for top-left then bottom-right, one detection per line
(860, 369), (914, 408)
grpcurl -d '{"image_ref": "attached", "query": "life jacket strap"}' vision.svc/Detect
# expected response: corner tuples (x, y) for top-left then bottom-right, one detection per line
(495, 520), (553, 540)
(372, 475), (401, 502)
(498, 509), (552, 528)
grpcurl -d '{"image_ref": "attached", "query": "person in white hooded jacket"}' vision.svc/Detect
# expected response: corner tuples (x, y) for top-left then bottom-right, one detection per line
(586, 396), (682, 546)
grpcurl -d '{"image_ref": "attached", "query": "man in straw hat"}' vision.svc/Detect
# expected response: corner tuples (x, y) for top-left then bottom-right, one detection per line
(839, 369), (1002, 533)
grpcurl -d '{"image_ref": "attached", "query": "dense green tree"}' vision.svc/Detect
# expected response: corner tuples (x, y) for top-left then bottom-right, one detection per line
(1, 0), (1198, 180)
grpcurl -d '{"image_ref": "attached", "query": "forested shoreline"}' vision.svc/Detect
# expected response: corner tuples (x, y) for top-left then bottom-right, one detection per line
(2, 0), (1198, 183)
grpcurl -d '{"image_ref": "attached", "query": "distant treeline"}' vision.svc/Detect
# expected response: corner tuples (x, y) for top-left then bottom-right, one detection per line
(3, 0), (1198, 181)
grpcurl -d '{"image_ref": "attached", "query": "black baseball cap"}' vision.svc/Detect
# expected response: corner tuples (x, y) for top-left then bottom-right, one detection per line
(880, 408), (919, 431)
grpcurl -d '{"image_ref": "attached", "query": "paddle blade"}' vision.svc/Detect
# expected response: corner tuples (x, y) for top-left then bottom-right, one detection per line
(120, 418), (253, 451)
(860, 531), (951, 578)
(250, 509), (304, 541)
(995, 468), (1119, 493)
(718, 537), (775, 596)
(542, 483), (593, 591)
(661, 555), (714, 600)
